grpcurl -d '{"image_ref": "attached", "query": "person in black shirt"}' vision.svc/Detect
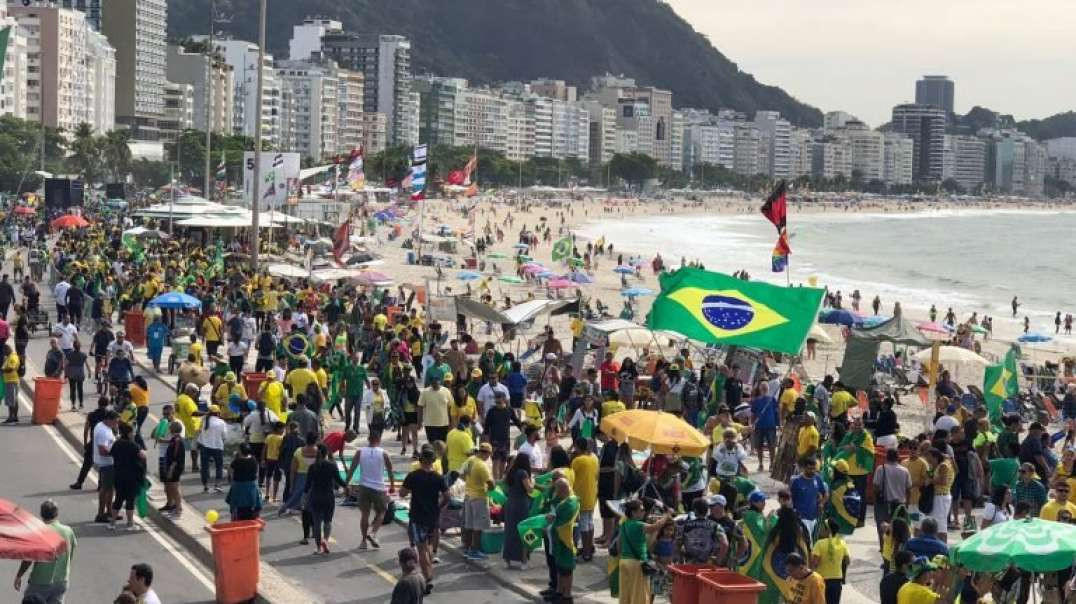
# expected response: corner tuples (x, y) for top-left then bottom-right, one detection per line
(65, 284), (84, 327)
(278, 422), (304, 501)
(401, 447), (448, 595)
(0, 274), (14, 319)
(110, 422), (147, 530)
(879, 550), (914, 604)
(597, 432), (619, 546)
(304, 443), (346, 555)
(484, 391), (519, 479)
(71, 397), (110, 489)
(724, 367), (743, 409)
(227, 444), (262, 521)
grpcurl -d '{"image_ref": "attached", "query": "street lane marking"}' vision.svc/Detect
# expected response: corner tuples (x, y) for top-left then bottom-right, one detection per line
(20, 393), (217, 593)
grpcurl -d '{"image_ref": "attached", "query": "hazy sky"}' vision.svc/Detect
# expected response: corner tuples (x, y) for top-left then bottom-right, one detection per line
(668, 0), (1074, 126)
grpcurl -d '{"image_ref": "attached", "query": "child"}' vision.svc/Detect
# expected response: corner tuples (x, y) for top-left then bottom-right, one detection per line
(522, 392), (544, 429)
(263, 421), (285, 501)
(650, 520), (676, 603)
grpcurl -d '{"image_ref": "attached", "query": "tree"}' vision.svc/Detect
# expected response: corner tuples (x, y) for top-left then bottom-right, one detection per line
(609, 153), (657, 190)
(0, 116), (65, 192)
(67, 122), (102, 189)
(940, 178), (963, 194)
(129, 159), (171, 189)
(101, 129), (133, 183)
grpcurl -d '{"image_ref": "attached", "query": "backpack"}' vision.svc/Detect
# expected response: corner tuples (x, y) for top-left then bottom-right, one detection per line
(681, 519), (718, 562)
(256, 332), (275, 356)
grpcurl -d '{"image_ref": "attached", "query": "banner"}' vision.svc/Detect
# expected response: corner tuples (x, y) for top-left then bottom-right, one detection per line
(243, 152), (300, 210)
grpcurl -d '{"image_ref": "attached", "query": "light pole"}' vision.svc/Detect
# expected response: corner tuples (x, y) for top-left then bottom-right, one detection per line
(249, 0), (266, 271)
(202, 0), (215, 199)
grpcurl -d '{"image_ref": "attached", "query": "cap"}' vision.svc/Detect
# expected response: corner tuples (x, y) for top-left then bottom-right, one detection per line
(478, 442), (493, 453)
(833, 459), (850, 474)
(443, 373), (454, 383)
(908, 556), (938, 578)
(748, 490), (767, 504)
(225, 371), (237, 382)
(208, 404), (221, 414)
(471, 368), (483, 378)
(806, 411), (817, 421)
(706, 494), (727, 508)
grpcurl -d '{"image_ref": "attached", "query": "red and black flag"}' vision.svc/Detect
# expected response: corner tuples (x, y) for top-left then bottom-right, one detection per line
(332, 216), (350, 264)
(760, 180), (787, 232)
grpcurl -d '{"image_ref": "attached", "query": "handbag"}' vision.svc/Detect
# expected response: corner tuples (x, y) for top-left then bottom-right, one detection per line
(625, 521), (660, 576)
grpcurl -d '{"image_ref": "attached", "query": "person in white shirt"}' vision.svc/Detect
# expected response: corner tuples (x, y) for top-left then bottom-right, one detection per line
(476, 374), (510, 418)
(343, 432), (396, 550)
(127, 563), (162, 604)
(196, 405), (228, 492)
(53, 320), (78, 354)
(516, 425), (545, 471)
(93, 411), (119, 523)
(53, 279), (71, 320)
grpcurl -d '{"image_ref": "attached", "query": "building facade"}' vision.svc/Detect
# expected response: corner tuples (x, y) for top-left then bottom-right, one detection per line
(218, 40), (281, 147)
(942, 134), (986, 192)
(166, 44), (235, 134)
(0, 3), (27, 119)
(915, 75), (954, 116)
(101, 0), (166, 140)
(159, 81), (194, 145)
(890, 103), (946, 182)
(288, 17), (341, 61)
(361, 111), (388, 155)
(883, 133), (914, 185)
(754, 111), (792, 180)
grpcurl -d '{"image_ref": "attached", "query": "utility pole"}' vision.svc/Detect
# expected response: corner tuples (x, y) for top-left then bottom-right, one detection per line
(250, 0), (266, 271)
(203, 0), (215, 199)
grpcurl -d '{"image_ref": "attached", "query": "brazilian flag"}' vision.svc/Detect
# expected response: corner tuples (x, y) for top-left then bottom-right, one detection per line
(517, 514), (548, 552)
(646, 268), (824, 355)
(552, 237), (572, 262)
(825, 480), (860, 535)
(738, 509), (775, 576)
(984, 346), (1019, 429)
(756, 528), (810, 604)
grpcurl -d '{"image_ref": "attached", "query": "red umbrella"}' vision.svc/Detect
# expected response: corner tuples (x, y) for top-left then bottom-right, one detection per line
(50, 214), (90, 230)
(0, 499), (67, 562)
(12, 206), (35, 216)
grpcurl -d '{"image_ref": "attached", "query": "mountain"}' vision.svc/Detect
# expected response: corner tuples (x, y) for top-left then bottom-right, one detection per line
(951, 106), (1076, 141)
(1016, 111), (1076, 141)
(167, 0), (823, 127)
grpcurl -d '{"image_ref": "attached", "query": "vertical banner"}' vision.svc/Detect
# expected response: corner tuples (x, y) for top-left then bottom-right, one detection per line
(243, 152), (300, 210)
(410, 144), (428, 201)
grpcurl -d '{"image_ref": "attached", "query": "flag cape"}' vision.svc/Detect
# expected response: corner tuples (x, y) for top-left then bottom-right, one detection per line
(347, 147), (365, 191)
(825, 480), (860, 535)
(552, 237), (572, 262)
(646, 268), (824, 355)
(833, 429), (875, 475)
(332, 219), (350, 263)
(984, 346), (1019, 428)
(738, 509), (775, 576)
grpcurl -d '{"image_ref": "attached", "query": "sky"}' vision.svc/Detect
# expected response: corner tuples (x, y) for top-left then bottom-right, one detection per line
(667, 0), (1074, 126)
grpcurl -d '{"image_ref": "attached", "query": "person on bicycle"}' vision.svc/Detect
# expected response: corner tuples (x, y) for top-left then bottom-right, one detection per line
(107, 331), (135, 361)
(107, 349), (135, 397)
(91, 323), (115, 383)
(20, 276), (39, 314)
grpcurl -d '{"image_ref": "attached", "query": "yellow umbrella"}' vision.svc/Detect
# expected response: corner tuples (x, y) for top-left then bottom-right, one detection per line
(599, 409), (709, 456)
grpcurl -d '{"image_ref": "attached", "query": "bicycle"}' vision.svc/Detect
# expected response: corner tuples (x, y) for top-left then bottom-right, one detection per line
(93, 355), (108, 394)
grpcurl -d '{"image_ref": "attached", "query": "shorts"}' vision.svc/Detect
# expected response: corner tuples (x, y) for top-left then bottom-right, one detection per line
(97, 465), (115, 489)
(403, 411), (419, 426)
(425, 426), (448, 444)
(754, 427), (777, 448)
(463, 497), (491, 530)
(557, 565), (575, 577)
(265, 459), (282, 482)
(184, 437), (198, 452)
(113, 484), (137, 511)
(599, 498), (617, 519)
(509, 392), (524, 409)
(408, 521), (436, 546)
(577, 510), (594, 532)
(357, 485), (388, 515)
(491, 441), (509, 462)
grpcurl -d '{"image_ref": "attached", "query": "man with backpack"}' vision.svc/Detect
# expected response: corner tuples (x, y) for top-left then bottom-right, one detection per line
(678, 497), (728, 564)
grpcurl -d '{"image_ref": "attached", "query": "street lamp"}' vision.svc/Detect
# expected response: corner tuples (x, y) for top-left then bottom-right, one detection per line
(249, 0), (266, 271)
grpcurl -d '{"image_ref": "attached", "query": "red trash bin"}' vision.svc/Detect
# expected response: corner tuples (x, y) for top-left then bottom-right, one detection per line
(32, 377), (63, 424)
(206, 519), (264, 603)
(124, 311), (146, 347)
(698, 570), (766, 604)
(669, 564), (725, 604)
(242, 372), (268, 401)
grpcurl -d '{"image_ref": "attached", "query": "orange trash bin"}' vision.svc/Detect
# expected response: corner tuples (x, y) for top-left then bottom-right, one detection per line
(698, 570), (766, 604)
(124, 311), (146, 347)
(206, 519), (264, 604)
(669, 564), (725, 604)
(242, 372), (267, 401)
(32, 377), (63, 424)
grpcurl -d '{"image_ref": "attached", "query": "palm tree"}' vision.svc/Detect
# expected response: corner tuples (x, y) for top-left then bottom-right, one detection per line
(67, 122), (101, 189)
(101, 129), (133, 183)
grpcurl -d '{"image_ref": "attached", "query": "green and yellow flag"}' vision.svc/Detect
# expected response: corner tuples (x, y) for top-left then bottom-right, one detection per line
(646, 268), (824, 355)
(552, 237), (572, 262)
(984, 346), (1019, 428)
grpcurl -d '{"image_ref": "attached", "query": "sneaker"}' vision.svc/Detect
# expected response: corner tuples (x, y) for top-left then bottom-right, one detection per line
(424, 582), (434, 596)
(69, 483), (82, 490)
(213, 485), (224, 493)
(126, 524), (140, 532)
(107, 523), (117, 531)
(432, 556), (441, 564)
(94, 513), (110, 523)
(158, 505), (175, 513)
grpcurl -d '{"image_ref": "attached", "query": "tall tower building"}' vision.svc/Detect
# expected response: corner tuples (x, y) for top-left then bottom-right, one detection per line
(915, 76), (954, 116)
(890, 103), (946, 182)
(59, 0), (101, 30)
(101, 0), (167, 140)
(321, 33), (416, 146)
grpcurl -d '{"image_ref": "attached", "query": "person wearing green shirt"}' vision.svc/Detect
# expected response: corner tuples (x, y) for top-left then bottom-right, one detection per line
(617, 498), (672, 604)
(546, 478), (580, 602)
(342, 351), (370, 433)
(15, 500), (76, 603)
(989, 441), (1021, 490)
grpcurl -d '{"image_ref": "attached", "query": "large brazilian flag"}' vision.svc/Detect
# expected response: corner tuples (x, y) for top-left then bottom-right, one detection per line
(646, 268), (824, 355)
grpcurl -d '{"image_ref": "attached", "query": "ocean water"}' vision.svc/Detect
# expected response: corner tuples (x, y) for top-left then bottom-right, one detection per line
(577, 207), (1076, 328)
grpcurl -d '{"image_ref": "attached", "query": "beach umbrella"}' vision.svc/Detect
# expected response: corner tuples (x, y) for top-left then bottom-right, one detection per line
(547, 278), (573, 289)
(952, 517), (1076, 572)
(499, 275), (524, 284)
(807, 324), (834, 345)
(819, 309), (859, 326)
(620, 287), (655, 297)
(566, 272), (593, 284)
(486, 252), (507, 259)
(12, 206), (35, 216)
(917, 321), (953, 334)
(536, 270), (556, 279)
(859, 315), (890, 328)
(50, 214), (90, 229)
(1018, 332), (1052, 343)
(147, 291), (202, 310)
(355, 270), (393, 285)
(613, 265), (635, 274)
(457, 270), (481, 281)
(0, 499), (68, 562)
(599, 409), (709, 456)
(913, 345), (989, 366)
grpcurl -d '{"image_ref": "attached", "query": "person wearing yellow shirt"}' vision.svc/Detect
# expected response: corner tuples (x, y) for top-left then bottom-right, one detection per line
(570, 440), (600, 560)
(372, 312), (388, 332)
(1039, 482), (1076, 521)
(3, 346), (20, 423)
(797, 413), (821, 459)
(810, 518), (849, 604)
(259, 373), (286, 416)
(285, 359), (318, 401)
(312, 359), (328, 392)
(785, 552), (827, 604)
(449, 389), (478, 429)
(780, 379), (800, 419)
(569, 315), (584, 342)
(445, 418), (475, 473)
(201, 313), (224, 358)
(175, 384), (202, 472)
(830, 387), (855, 425)
(460, 444), (495, 557)
(128, 376), (151, 439)
(212, 372), (247, 421)
(903, 441), (932, 516)
(263, 422), (285, 501)
(896, 559), (947, 604)
(189, 334), (204, 367)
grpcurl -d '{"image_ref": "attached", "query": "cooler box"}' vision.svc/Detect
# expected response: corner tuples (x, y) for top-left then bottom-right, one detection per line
(480, 528), (504, 554)
(242, 372), (268, 401)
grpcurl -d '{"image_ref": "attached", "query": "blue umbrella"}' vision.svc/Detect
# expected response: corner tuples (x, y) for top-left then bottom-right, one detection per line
(536, 270), (556, 279)
(457, 270), (481, 281)
(613, 265), (635, 274)
(858, 315), (890, 327)
(147, 291), (202, 310)
(819, 309), (859, 326)
(567, 272), (593, 284)
(620, 287), (655, 297)
(1018, 332), (1052, 343)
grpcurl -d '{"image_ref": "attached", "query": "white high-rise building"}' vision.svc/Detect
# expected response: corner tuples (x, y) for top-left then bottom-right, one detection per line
(581, 100), (616, 165)
(167, 43), (235, 134)
(841, 121), (884, 181)
(277, 60), (341, 161)
(321, 33), (415, 146)
(754, 111), (792, 180)
(159, 81), (194, 144)
(218, 39), (281, 147)
(883, 133), (914, 186)
(823, 111), (858, 130)
(733, 122), (761, 176)
(288, 18), (342, 61)
(811, 137), (852, 180)
(788, 128), (813, 179)
(101, 0), (167, 140)
(942, 134), (986, 192)
(550, 99), (589, 160)
(0, 3), (27, 119)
